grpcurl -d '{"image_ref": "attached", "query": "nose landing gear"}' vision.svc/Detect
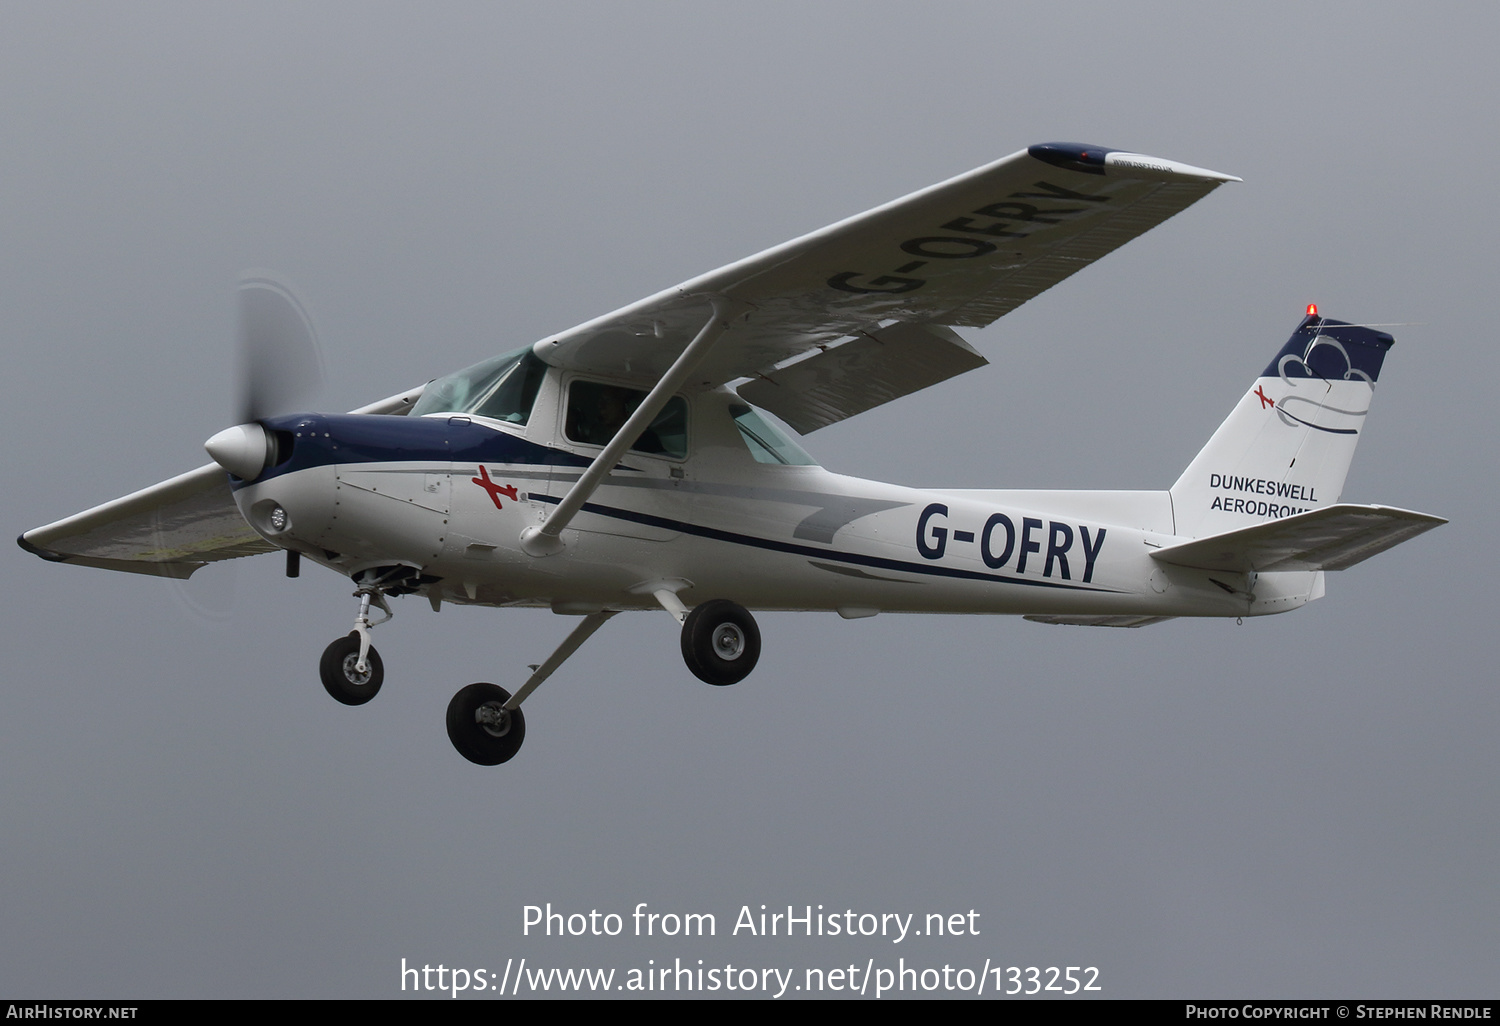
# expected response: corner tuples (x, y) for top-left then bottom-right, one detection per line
(317, 566), (413, 706)
(319, 631), (385, 705)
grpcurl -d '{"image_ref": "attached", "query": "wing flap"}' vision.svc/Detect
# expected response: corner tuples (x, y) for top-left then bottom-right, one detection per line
(1150, 504), (1447, 573)
(735, 323), (987, 433)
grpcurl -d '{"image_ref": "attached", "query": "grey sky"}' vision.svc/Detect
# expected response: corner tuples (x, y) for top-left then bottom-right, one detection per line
(3, 1), (1494, 998)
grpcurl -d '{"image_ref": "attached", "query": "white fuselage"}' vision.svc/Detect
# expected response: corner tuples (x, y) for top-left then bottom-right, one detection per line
(233, 383), (1319, 622)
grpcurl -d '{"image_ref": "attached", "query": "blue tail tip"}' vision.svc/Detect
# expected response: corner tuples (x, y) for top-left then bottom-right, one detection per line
(1264, 312), (1395, 383)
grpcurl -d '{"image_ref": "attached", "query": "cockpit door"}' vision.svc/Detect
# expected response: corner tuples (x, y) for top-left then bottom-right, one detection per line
(542, 375), (690, 542)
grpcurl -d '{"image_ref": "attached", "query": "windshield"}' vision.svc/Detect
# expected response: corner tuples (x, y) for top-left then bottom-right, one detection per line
(411, 346), (547, 424)
(730, 405), (818, 466)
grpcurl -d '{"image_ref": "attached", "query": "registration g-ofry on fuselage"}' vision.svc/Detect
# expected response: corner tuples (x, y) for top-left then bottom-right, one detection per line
(19, 143), (1445, 766)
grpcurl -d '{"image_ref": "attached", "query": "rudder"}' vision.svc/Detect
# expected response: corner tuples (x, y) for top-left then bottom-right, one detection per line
(1170, 309), (1394, 538)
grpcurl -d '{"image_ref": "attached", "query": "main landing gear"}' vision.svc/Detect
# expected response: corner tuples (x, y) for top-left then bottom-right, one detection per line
(444, 609), (616, 766)
(446, 683), (525, 765)
(443, 599), (762, 766)
(680, 599), (760, 686)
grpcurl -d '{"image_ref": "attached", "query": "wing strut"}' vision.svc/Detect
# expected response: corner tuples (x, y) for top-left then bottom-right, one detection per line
(520, 296), (735, 556)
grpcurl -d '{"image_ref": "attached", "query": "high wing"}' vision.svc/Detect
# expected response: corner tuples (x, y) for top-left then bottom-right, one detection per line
(22, 143), (1236, 577)
(536, 143), (1239, 432)
(18, 386), (426, 578)
(1150, 504), (1449, 574)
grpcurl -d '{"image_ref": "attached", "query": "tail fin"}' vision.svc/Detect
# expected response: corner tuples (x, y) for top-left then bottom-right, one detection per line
(1170, 310), (1395, 538)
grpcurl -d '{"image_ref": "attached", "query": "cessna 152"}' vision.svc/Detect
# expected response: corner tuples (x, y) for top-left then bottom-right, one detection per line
(20, 142), (1444, 766)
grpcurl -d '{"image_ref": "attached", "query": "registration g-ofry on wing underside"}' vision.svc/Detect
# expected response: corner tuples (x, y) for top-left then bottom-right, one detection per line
(20, 143), (1445, 766)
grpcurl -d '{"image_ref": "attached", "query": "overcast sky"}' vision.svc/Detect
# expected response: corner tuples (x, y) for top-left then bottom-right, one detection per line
(3, 1), (1495, 999)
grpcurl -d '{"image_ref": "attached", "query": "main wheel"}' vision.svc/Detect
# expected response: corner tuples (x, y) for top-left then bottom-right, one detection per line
(319, 631), (384, 705)
(680, 599), (761, 686)
(446, 683), (526, 765)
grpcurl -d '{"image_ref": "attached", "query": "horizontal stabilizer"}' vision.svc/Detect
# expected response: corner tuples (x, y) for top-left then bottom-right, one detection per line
(1025, 614), (1176, 628)
(1151, 503), (1446, 573)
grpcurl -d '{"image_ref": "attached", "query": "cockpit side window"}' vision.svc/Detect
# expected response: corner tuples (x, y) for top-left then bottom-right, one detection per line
(729, 404), (818, 465)
(411, 346), (547, 424)
(566, 381), (688, 459)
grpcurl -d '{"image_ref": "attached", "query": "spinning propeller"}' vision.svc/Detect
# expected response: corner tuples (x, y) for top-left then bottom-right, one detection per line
(204, 275), (325, 481)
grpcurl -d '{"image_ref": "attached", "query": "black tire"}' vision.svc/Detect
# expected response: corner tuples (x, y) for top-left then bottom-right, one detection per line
(319, 631), (384, 705)
(446, 683), (526, 765)
(680, 599), (761, 686)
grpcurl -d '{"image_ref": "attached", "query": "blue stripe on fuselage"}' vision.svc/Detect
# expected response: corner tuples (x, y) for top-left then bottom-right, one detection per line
(534, 494), (1119, 594)
(232, 413), (592, 489)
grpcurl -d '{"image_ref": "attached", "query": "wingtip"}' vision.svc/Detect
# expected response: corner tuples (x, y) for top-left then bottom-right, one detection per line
(17, 533), (67, 562)
(1028, 143), (1240, 183)
(1103, 151), (1241, 183)
(1028, 142), (1115, 175)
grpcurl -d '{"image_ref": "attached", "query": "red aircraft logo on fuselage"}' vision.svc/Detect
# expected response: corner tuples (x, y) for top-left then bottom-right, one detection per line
(1255, 385), (1276, 409)
(471, 465), (519, 509)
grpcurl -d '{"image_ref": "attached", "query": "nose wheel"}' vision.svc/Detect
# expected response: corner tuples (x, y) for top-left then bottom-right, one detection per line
(319, 632), (385, 705)
(681, 600), (761, 685)
(318, 566), (407, 706)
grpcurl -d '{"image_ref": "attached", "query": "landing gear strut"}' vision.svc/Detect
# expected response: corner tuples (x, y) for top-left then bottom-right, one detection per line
(680, 599), (760, 685)
(318, 566), (410, 706)
(445, 609), (617, 766)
